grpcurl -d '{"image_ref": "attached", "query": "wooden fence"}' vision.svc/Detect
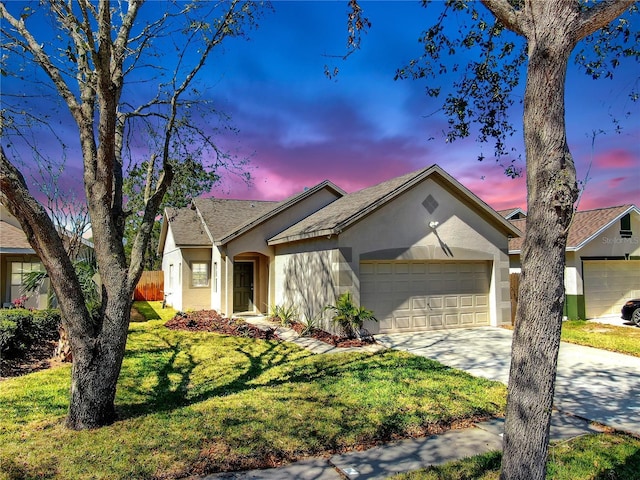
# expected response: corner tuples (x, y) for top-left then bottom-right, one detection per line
(510, 272), (520, 325)
(134, 271), (164, 301)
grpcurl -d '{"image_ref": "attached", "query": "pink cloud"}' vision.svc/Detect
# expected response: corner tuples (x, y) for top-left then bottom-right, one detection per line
(593, 149), (637, 169)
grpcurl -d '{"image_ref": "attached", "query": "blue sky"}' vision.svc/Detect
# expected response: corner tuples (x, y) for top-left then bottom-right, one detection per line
(3, 1), (639, 212)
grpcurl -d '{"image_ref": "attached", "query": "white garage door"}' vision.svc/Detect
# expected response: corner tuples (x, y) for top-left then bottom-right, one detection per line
(361, 260), (491, 333)
(583, 260), (640, 318)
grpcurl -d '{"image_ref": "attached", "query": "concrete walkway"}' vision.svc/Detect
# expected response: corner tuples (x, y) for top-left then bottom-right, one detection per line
(201, 413), (601, 479)
(377, 327), (640, 436)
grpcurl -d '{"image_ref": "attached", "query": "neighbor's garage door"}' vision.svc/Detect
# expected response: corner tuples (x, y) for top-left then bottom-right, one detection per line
(583, 260), (640, 318)
(361, 260), (491, 333)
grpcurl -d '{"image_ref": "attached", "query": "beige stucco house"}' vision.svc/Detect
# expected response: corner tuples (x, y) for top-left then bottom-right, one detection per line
(158, 165), (520, 334)
(506, 204), (640, 320)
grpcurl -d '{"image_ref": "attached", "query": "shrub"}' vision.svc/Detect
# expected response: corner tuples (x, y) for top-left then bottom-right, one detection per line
(324, 292), (377, 339)
(0, 318), (20, 355)
(0, 309), (61, 359)
(269, 304), (298, 326)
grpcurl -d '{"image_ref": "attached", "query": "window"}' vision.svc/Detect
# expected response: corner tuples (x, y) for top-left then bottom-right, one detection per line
(169, 264), (174, 289)
(192, 262), (209, 287)
(11, 261), (41, 288)
(620, 213), (632, 238)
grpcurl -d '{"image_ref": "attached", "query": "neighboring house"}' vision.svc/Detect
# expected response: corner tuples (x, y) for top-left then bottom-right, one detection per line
(159, 164), (519, 334)
(506, 204), (640, 319)
(1, 203), (95, 310)
(497, 207), (527, 221)
(1, 204), (49, 309)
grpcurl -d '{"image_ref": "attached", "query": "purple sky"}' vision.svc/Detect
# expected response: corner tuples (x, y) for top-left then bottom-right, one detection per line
(204, 2), (640, 211)
(4, 1), (639, 213)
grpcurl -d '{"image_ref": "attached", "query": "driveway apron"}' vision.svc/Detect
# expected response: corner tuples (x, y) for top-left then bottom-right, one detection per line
(377, 327), (640, 436)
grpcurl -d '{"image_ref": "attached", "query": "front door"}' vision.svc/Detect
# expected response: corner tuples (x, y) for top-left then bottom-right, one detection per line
(233, 262), (254, 312)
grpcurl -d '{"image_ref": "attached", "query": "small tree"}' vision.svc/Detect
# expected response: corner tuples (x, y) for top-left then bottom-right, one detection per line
(325, 292), (377, 339)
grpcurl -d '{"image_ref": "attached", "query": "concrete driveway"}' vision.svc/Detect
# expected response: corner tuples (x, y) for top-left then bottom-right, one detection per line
(377, 327), (640, 435)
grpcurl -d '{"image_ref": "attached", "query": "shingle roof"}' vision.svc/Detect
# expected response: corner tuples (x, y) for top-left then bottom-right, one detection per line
(508, 204), (638, 252)
(498, 207), (527, 219)
(0, 220), (34, 252)
(269, 164), (521, 245)
(164, 206), (214, 246)
(192, 198), (277, 243)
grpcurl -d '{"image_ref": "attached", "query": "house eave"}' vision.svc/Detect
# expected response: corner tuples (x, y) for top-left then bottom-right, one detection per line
(267, 228), (338, 246)
(0, 247), (36, 254)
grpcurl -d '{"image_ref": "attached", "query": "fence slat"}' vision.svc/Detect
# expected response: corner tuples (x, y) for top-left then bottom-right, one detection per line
(134, 271), (164, 301)
(510, 272), (520, 325)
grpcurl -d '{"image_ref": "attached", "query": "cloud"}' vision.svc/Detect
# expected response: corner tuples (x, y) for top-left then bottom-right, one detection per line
(593, 149), (637, 169)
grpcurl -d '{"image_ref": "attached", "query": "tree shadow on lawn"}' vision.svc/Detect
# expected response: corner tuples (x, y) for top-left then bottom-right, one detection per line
(114, 329), (476, 426)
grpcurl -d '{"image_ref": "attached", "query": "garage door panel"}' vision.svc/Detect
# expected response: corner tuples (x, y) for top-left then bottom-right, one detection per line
(460, 296), (473, 308)
(461, 313), (475, 324)
(584, 260), (640, 318)
(445, 314), (459, 325)
(361, 260), (491, 333)
(396, 316), (411, 329)
(445, 296), (458, 308)
(430, 296), (444, 309)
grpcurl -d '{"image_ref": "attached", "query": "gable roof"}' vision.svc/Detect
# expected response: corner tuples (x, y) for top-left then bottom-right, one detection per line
(159, 180), (346, 251)
(508, 204), (639, 253)
(498, 207), (527, 220)
(162, 206), (215, 247)
(213, 180), (345, 245)
(193, 198), (277, 243)
(268, 164), (521, 245)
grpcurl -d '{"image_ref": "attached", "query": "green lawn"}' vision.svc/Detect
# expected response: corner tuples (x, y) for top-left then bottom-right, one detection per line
(392, 433), (640, 479)
(561, 320), (640, 357)
(0, 302), (506, 480)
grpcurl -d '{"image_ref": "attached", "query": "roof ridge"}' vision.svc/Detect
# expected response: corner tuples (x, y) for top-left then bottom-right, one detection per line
(575, 204), (631, 214)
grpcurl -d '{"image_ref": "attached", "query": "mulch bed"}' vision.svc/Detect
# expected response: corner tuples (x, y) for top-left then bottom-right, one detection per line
(165, 310), (377, 348)
(288, 321), (377, 348)
(165, 310), (277, 340)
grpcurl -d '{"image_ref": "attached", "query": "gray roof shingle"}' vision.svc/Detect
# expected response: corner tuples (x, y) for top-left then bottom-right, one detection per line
(192, 198), (277, 243)
(164, 206), (214, 246)
(508, 204), (637, 252)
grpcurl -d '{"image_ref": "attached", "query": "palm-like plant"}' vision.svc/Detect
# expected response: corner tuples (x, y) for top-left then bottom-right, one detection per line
(325, 292), (377, 339)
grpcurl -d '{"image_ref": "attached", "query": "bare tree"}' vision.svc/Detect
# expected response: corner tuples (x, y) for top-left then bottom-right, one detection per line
(0, 0), (266, 430)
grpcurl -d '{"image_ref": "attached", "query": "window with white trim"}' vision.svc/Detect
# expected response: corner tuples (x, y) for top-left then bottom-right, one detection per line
(191, 262), (210, 287)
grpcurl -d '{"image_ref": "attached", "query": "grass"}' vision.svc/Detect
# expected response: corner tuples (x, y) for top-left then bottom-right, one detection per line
(391, 433), (640, 479)
(0, 301), (507, 480)
(133, 300), (177, 322)
(560, 320), (640, 357)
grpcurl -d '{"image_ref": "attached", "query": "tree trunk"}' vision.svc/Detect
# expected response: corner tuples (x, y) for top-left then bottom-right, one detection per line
(66, 294), (132, 429)
(500, 10), (578, 480)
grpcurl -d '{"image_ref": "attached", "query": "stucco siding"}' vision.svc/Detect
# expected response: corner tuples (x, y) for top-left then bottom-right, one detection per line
(161, 227), (183, 310)
(274, 238), (339, 333)
(338, 177), (511, 327)
(181, 248), (213, 311)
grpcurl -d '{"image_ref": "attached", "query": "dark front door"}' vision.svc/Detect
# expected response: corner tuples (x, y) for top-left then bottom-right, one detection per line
(233, 262), (254, 312)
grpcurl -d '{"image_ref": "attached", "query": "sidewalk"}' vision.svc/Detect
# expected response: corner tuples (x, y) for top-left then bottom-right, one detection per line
(195, 319), (605, 479)
(200, 412), (602, 479)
